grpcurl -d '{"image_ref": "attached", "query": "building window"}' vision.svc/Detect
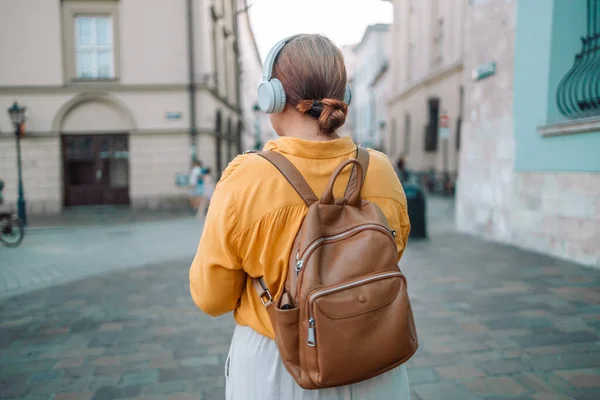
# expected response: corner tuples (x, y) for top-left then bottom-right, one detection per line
(62, 1), (120, 82)
(424, 97), (440, 152)
(456, 86), (464, 150)
(404, 114), (411, 154)
(391, 119), (397, 155)
(432, 18), (444, 66)
(556, 0), (600, 119)
(407, 42), (414, 81)
(75, 16), (114, 79)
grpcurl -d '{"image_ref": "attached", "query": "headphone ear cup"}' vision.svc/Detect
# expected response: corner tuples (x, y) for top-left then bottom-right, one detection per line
(344, 84), (352, 106)
(270, 78), (286, 113)
(257, 81), (276, 113)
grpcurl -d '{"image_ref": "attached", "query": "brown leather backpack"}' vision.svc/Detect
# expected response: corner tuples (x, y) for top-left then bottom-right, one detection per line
(252, 147), (418, 390)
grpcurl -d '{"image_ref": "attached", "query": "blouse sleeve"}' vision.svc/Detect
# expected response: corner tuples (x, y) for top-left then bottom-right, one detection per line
(189, 185), (246, 316)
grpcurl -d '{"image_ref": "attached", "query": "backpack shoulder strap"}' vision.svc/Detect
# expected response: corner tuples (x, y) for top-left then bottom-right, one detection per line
(257, 151), (319, 207)
(344, 146), (370, 198)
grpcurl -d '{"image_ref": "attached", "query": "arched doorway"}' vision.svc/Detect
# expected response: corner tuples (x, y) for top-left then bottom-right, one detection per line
(54, 93), (136, 207)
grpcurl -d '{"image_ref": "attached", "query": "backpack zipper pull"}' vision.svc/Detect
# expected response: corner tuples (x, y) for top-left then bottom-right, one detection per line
(308, 318), (316, 347)
(295, 251), (303, 275)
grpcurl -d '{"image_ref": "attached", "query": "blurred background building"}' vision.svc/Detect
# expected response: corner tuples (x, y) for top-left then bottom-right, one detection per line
(352, 23), (390, 150)
(386, 0), (465, 185)
(381, 0), (599, 267)
(0, 0), (244, 214)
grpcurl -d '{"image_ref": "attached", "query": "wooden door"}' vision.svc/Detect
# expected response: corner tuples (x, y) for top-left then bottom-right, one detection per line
(62, 134), (130, 206)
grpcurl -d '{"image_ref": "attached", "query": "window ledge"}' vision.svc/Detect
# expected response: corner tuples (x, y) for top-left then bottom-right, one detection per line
(538, 116), (600, 137)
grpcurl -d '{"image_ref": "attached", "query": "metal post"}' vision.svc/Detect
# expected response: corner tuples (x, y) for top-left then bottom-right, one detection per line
(442, 137), (449, 195)
(15, 127), (27, 225)
(186, 0), (198, 162)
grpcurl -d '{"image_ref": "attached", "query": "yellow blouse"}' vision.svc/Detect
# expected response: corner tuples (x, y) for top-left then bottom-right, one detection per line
(189, 136), (410, 339)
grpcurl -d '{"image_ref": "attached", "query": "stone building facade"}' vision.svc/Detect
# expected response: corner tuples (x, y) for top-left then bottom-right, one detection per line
(456, 0), (600, 267)
(386, 0), (466, 175)
(0, 0), (243, 214)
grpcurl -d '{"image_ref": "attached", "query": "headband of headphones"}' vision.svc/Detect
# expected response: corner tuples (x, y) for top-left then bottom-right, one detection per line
(261, 34), (302, 81)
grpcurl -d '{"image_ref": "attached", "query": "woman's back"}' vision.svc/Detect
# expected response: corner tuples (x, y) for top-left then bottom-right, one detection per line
(190, 135), (410, 338)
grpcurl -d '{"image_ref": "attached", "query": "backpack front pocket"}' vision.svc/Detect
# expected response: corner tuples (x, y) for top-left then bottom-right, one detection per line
(303, 271), (414, 387)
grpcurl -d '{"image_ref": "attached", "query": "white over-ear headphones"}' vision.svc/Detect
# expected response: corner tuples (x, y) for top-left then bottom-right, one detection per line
(257, 34), (352, 114)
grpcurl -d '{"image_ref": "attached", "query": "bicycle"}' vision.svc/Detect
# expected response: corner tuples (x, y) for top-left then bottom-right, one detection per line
(0, 180), (25, 248)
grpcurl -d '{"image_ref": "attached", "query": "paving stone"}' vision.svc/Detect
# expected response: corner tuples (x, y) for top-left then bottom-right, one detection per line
(0, 382), (29, 397)
(406, 367), (440, 384)
(54, 357), (85, 369)
(464, 376), (530, 396)
(1, 360), (57, 374)
(528, 352), (600, 371)
(120, 370), (160, 386)
(554, 368), (600, 388)
(140, 380), (189, 395)
(179, 356), (220, 367)
(29, 369), (65, 382)
(517, 372), (574, 393)
(412, 380), (479, 400)
(530, 393), (574, 400)
(63, 364), (94, 378)
(567, 388), (600, 400)
(167, 394), (201, 400)
(478, 358), (533, 375)
(55, 393), (94, 400)
(159, 367), (203, 382)
(435, 365), (486, 380)
(91, 384), (141, 400)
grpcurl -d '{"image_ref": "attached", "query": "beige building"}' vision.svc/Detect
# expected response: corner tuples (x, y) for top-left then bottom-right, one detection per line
(0, 0), (242, 214)
(387, 0), (466, 175)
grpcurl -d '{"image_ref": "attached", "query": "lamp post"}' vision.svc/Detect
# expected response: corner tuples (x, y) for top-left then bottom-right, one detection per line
(7, 101), (27, 226)
(252, 103), (262, 150)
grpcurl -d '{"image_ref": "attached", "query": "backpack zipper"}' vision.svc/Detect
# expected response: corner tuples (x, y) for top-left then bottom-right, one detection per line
(306, 271), (403, 347)
(295, 224), (396, 275)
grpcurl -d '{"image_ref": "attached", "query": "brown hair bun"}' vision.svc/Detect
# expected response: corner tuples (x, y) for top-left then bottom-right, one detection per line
(297, 99), (348, 135)
(272, 34), (349, 135)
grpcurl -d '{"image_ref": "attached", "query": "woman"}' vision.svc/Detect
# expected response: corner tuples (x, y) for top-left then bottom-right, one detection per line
(190, 34), (411, 399)
(196, 167), (214, 219)
(188, 160), (204, 211)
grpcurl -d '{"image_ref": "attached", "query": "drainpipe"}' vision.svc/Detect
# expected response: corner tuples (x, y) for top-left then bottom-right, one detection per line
(234, 1), (243, 153)
(186, 0), (198, 161)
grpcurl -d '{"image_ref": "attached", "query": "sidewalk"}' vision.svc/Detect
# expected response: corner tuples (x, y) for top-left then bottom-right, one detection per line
(26, 206), (193, 229)
(0, 198), (599, 399)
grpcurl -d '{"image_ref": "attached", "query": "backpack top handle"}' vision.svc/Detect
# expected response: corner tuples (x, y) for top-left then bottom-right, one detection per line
(321, 159), (365, 207)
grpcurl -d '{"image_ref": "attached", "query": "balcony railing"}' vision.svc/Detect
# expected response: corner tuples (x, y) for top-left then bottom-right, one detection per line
(556, 0), (600, 119)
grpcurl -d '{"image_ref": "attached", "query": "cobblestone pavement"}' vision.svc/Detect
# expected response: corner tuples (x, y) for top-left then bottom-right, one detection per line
(0, 217), (202, 299)
(1, 198), (600, 399)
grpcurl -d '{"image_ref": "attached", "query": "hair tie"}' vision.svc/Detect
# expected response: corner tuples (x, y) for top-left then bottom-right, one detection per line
(309, 101), (323, 118)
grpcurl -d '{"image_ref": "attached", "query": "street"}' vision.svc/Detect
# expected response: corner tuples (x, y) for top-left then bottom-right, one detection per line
(1, 197), (599, 399)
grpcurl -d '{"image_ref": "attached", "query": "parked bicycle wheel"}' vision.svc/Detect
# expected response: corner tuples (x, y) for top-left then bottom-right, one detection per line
(0, 214), (24, 248)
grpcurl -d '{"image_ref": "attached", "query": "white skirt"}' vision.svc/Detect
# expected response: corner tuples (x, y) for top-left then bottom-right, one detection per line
(225, 325), (411, 400)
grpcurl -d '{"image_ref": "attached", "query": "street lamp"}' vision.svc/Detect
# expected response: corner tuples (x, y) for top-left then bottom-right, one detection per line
(252, 103), (263, 150)
(7, 101), (27, 226)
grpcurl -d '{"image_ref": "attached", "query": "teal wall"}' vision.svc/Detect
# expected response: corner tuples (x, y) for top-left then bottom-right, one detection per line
(513, 0), (600, 172)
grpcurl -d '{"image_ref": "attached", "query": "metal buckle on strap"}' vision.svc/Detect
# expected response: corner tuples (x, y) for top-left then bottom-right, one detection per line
(259, 289), (273, 306)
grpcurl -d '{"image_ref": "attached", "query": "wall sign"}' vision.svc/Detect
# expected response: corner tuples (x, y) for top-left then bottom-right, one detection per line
(166, 112), (182, 120)
(472, 61), (497, 81)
